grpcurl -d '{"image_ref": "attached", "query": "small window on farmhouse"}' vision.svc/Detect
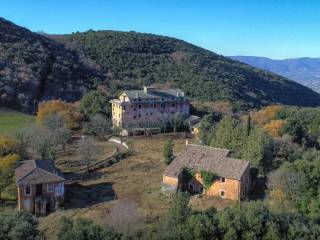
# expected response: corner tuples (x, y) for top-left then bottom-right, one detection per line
(221, 177), (226, 183)
(25, 186), (31, 196)
(47, 183), (54, 193)
(220, 190), (225, 198)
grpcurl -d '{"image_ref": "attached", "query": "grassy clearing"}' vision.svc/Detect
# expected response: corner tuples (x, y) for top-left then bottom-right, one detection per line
(0, 108), (35, 136)
(38, 134), (232, 239)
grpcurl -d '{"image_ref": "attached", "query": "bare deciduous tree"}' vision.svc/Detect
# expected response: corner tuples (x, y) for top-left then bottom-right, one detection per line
(84, 114), (112, 140)
(79, 136), (96, 173)
(28, 126), (56, 160)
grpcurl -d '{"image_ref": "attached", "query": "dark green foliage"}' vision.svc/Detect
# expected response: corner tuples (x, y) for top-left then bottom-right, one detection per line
(64, 30), (320, 109)
(278, 106), (320, 148)
(207, 116), (275, 174)
(58, 217), (122, 240)
(200, 170), (218, 189)
(80, 90), (110, 118)
(199, 112), (221, 145)
(153, 195), (320, 240)
(163, 139), (174, 164)
(0, 210), (42, 240)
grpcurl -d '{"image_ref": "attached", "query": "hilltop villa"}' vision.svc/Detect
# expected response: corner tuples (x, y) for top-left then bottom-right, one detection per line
(110, 86), (190, 129)
(162, 144), (250, 201)
(15, 159), (65, 215)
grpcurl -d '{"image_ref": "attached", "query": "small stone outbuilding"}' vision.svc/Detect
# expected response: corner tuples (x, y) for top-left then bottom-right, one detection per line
(162, 144), (250, 200)
(15, 159), (65, 215)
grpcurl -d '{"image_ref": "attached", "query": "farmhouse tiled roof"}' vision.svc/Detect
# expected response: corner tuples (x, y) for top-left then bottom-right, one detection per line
(164, 144), (249, 180)
(124, 88), (185, 100)
(15, 159), (65, 187)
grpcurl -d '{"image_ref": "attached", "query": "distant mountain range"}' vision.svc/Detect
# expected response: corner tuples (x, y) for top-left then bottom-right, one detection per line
(230, 56), (320, 93)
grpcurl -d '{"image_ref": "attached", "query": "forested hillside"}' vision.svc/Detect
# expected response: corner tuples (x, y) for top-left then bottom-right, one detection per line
(0, 18), (102, 112)
(2, 17), (320, 112)
(62, 30), (320, 108)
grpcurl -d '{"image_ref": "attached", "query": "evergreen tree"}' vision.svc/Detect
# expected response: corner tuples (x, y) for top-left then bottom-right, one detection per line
(163, 139), (174, 164)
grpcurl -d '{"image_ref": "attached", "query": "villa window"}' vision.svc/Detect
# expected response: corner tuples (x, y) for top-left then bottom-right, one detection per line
(171, 103), (175, 107)
(133, 116), (137, 119)
(134, 108), (137, 111)
(138, 113), (141, 118)
(138, 105), (142, 109)
(220, 177), (226, 183)
(47, 183), (54, 193)
(24, 186), (31, 196)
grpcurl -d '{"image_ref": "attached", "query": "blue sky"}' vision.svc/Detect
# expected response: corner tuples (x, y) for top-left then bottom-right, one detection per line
(1, 0), (320, 59)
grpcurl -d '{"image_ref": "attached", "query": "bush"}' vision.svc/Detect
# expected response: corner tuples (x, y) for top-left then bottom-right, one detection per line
(200, 170), (218, 189)
(0, 154), (20, 200)
(58, 217), (122, 240)
(0, 136), (19, 157)
(0, 210), (41, 240)
(163, 139), (174, 164)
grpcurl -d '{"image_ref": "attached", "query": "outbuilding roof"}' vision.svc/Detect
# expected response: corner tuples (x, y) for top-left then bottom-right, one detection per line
(15, 159), (65, 187)
(164, 144), (249, 180)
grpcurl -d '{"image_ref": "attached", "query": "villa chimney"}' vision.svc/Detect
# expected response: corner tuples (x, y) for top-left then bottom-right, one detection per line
(143, 86), (154, 94)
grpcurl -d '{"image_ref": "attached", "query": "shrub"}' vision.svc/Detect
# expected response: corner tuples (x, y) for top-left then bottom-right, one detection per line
(163, 139), (174, 164)
(0, 154), (20, 200)
(58, 217), (122, 240)
(200, 170), (218, 189)
(0, 136), (18, 157)
(0, 210), (41, 240)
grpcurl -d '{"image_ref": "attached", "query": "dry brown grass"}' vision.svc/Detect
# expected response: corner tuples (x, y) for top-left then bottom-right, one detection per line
(38, 134), (232, 239)
(38, 134), (187, 239)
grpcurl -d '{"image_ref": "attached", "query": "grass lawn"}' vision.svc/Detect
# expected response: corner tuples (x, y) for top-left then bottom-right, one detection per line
(0, 108), (35, 136)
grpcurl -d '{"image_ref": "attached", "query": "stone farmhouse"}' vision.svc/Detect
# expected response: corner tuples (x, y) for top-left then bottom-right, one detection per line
(162, 144), (250, 200)
(110, 86), (190, 129)
(15, 159), (65, 215)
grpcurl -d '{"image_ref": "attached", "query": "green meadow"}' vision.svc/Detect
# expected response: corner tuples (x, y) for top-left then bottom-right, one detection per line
(0, 108), (35, 136)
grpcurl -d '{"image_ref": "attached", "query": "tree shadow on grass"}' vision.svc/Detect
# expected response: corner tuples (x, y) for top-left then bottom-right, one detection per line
(64, 181), (116, 209)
